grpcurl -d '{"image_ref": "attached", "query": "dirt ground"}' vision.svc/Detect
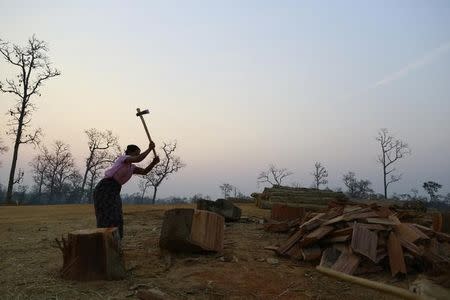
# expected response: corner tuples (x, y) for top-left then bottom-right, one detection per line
(0, 203), (418, 299)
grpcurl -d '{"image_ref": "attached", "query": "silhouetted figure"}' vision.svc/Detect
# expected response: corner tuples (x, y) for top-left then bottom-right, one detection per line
(93, 142), (160, 238)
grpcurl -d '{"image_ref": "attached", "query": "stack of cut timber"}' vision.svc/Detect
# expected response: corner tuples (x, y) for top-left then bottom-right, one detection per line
(159, 208), (224, 252)
(275, 201), (450, 277)
(251, 185), (347, 210)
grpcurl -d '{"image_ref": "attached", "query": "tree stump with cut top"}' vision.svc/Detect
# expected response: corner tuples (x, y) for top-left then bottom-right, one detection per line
(56, 227), (126, 281)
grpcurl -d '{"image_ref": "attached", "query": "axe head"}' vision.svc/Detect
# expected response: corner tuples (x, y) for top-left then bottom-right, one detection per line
(136, 109), (150, 117)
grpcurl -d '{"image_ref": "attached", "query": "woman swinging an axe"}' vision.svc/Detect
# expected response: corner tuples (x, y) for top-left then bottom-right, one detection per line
(93, 108), (160, 239)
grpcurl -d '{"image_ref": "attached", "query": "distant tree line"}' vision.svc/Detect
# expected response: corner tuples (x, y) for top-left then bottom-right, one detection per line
(0, 35), (184, 205)
(256, 128), (449, 208)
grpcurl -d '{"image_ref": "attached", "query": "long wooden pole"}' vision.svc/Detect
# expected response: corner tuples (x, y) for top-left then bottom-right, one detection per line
(316, 266), (424, 300)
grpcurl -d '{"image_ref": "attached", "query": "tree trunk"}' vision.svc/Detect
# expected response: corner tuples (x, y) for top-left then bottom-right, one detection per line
(38, 173), (44, 200)
(6, 108), (25, 204)
(56, 228), (126, 281)
(81, 152), (94, 200)
(88, 177), (94, 203)
(141, 186), (147, 203)
(152, 186), (158, 204)
(382, 145), (387, 199)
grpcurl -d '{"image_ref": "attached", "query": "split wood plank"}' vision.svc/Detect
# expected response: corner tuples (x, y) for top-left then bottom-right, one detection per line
(331, 252), (361, 275)
(398, 236), (423, 257)
(329, 227), (353, 237)
(322, 235), (351, 244)
(433, 213), (443, 232)
(387, 232), (407, 277)
(374, 206), (394, 218)
(350, 223), (378, 262)
(299, 225), (334, 247)
(357, 223), (388, 231)
(276, 228), (305, 255)
(365, 218), (398, 226)
(394, 223), (422, 244)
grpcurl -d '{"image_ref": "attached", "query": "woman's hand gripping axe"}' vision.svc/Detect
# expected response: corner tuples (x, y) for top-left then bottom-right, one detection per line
(136, 108), (157, 156)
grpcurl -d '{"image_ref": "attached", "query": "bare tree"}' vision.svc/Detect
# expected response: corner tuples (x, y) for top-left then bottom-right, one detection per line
(376, 128), (410, 199)
(219, 183), (233, 198)
(137, 179), (152, 203)
(86, 149), (117, 202)
(30, 147), (50, 200)
(290, 181), (302, 188)
(43, 141), (76, 202)
(81, 129), (120, 200)
(139, 142), (185, 204)
(0, 137), (8, 167)
(257, 164), (293, 187)
(423, 181), (442, 202)
(0, 35), (60, 203)
(311, 162), (328, 189)
(13, 168), (24, 185)
(342, 171), (374, 199)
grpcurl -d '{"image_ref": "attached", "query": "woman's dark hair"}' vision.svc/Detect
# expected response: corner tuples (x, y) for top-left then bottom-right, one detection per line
(125, 144), (140, 155)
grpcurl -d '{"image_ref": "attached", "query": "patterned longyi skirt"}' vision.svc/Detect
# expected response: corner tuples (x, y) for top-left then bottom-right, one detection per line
(93, 178), (124, 238)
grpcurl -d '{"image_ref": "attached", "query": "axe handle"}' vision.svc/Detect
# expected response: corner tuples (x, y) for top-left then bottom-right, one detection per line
(137, 110), (157, 156)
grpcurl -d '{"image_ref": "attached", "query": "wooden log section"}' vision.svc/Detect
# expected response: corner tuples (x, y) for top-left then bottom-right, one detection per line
(56, 227), (126, 281)
(159, 209), (224, 252)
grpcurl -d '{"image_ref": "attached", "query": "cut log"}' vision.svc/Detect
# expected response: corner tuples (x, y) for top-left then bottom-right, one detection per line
(270, 203), (304, 221)
(159, 209), (224, 252)
(56, 228), (125, 281)
(351, 223), (378, 263)
(387, 232), (407, 277)
(196, 199), (241, 222)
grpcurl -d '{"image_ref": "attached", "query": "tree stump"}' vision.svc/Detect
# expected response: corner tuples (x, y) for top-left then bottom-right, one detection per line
(56, 228), (126, 281)
(159, 208), (224, 252)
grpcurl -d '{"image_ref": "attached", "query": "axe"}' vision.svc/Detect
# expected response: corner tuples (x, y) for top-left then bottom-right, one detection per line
(136, 108), (157, 156)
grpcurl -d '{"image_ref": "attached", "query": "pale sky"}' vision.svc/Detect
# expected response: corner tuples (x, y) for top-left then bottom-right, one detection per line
(1, 0), (450, 199)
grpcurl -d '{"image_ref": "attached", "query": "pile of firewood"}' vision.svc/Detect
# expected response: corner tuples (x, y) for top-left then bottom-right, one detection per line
(274, 201), (450, 276)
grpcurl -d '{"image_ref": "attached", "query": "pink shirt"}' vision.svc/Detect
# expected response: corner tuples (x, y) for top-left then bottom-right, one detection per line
(104, 155), (136, 185)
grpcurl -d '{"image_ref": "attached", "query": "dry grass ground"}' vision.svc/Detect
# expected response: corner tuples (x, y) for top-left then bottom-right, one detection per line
(0, 203), (416, 299)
